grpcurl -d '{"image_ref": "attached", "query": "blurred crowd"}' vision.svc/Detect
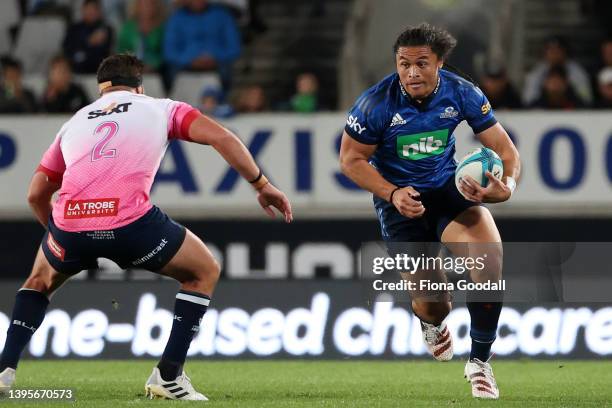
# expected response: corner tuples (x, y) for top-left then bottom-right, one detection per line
(480, 36), (612, 110)
(0, 0), (322, 116)
(1, 0), (611, 116)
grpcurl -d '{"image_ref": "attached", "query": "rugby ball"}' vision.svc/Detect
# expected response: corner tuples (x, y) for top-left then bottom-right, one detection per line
(455, 147), (503, 197)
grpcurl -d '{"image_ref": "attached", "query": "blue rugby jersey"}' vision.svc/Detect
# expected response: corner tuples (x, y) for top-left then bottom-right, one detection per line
(344, 69), (497, 190)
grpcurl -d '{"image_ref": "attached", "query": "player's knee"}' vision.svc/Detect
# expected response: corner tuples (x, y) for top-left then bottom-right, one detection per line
(207, 258), (221, 283)
(471, 244), (503, 283)
(184, 257), (220, 289)
(22, 270), (59, 295)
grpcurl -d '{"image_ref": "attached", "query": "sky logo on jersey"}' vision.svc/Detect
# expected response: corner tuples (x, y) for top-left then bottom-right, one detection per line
(64, 198), (119, 219)
(346, 115), (367, 135)
(88, 102), (132, 119)
(396, 129), (449, 160)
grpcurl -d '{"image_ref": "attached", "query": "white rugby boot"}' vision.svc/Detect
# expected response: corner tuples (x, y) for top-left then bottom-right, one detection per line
(144, 367), (208, 401)
(421, 320), (453, 361)
(464, 358), (499, 399)
(0, 368), (16, 395)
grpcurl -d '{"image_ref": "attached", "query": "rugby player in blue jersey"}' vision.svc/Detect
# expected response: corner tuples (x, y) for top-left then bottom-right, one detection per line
(340, 24), (520, 399)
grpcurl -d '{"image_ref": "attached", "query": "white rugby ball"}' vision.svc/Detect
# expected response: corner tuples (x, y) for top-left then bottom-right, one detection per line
(455, 147), (503, 198)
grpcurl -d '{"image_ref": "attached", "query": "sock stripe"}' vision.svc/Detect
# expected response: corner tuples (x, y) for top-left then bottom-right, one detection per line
(176, 292), (210, 306)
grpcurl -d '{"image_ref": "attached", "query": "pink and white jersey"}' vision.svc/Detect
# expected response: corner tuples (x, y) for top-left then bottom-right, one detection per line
(38, 90), (200, 232)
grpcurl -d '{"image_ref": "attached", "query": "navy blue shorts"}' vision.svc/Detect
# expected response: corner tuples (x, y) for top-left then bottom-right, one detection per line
(374, 176), (479, 242)
(42, 206), (186, 275)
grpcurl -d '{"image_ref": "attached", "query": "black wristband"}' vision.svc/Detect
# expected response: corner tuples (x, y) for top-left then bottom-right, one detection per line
(389, 187), (401, 203)
(249, 170), (263, 184)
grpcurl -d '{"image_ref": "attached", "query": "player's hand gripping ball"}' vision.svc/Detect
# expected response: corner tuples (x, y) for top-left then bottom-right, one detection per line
(455, 147), (503, 200)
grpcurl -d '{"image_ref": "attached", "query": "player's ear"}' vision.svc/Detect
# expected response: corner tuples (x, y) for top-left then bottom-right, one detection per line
(136, 86), (144, 94)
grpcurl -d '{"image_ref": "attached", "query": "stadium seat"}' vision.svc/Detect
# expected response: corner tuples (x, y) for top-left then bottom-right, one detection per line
(0, 1), (19, 54)
(75, 73), (166, 100)
(142, 74), (166, 99)
(170, 72), (221, 107)
(0, 32), (10, 55)
(13, 17), (66, 74)
(21, 74), (48, 100)
(73, 74), (100, 101)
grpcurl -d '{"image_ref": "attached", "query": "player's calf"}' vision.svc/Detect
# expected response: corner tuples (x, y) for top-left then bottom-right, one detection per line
(0, 249), (67, 375)
(154, 229), (219, 386)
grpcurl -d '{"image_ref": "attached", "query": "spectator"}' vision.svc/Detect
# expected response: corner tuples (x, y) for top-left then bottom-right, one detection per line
(479, 64), (522, 110)
(523, 36), (592, 106)
(234, 85), (266, 113)
(600, 38), (612, 68)
(41, 56), (90, 113)
(117, 0), (166, 73)
(163, 0), (241, 90)
(199, 86), (234, 118)
(63, 0), (114, 74)
(530, 65), (584, 110)
(0, 57), (37, 113)
(595, 67), (612, 109)
(290, 73), (320, 113)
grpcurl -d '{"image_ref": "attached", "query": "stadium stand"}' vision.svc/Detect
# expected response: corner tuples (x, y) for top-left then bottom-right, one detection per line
(13, 16), (66, 74)
(0, 1), (20, 55)
(230, 0), (351, 110)
(170, 72), (222, 107)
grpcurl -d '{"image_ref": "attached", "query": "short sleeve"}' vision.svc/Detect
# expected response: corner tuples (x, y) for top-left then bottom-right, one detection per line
(462, 85), (497, 134)
(344, 92), (385, 145)
(37, 132), (66, 184)
(168, 101), (201, 141)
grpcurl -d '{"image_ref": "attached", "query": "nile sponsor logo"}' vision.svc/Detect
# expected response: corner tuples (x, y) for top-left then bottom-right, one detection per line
(396, 129), (449, 160)
(47, 233), (65, 261)
(64, 198), (119, 219)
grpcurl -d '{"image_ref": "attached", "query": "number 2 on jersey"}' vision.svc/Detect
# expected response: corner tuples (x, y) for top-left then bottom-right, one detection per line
(91, 121), (119, 161)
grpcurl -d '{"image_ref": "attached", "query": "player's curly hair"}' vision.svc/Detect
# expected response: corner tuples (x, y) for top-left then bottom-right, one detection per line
(96, 54), (144, 85)
(393, 23), (457, 60)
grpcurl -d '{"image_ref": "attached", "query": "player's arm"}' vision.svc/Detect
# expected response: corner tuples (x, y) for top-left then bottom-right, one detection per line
(187, 114), (292, 223)
(460, 123), (521, 203)
(27, 171), (61, 227)
(339, 131), (425, 218)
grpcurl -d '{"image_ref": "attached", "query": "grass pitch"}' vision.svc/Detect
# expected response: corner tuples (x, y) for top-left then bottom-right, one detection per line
(1, 360), (611, 407)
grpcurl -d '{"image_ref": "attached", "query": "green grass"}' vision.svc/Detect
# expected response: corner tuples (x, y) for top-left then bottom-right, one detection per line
(1, 360), (611, 407)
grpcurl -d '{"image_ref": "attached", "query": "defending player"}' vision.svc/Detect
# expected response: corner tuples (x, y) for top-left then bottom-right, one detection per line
(0, 54), (292, 400)
(339, 24), (520, 399)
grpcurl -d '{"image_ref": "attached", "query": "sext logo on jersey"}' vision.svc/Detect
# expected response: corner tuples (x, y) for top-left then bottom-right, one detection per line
(396, 129), (449, 160)
(88, 102), (132, 119)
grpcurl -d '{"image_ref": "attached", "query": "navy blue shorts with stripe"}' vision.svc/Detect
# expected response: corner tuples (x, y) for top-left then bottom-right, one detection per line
(41, 206), (186, 275)
(374, 176), (480, 242)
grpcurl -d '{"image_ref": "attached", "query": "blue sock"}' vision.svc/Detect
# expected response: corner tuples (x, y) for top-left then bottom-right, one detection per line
(467, 301), (502, 362)
(0, 289), (49, 371)
(158, 290), (210, 381)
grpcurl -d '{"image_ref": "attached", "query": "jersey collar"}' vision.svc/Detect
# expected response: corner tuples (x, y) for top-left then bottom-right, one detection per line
(398, 74), (441, 111)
